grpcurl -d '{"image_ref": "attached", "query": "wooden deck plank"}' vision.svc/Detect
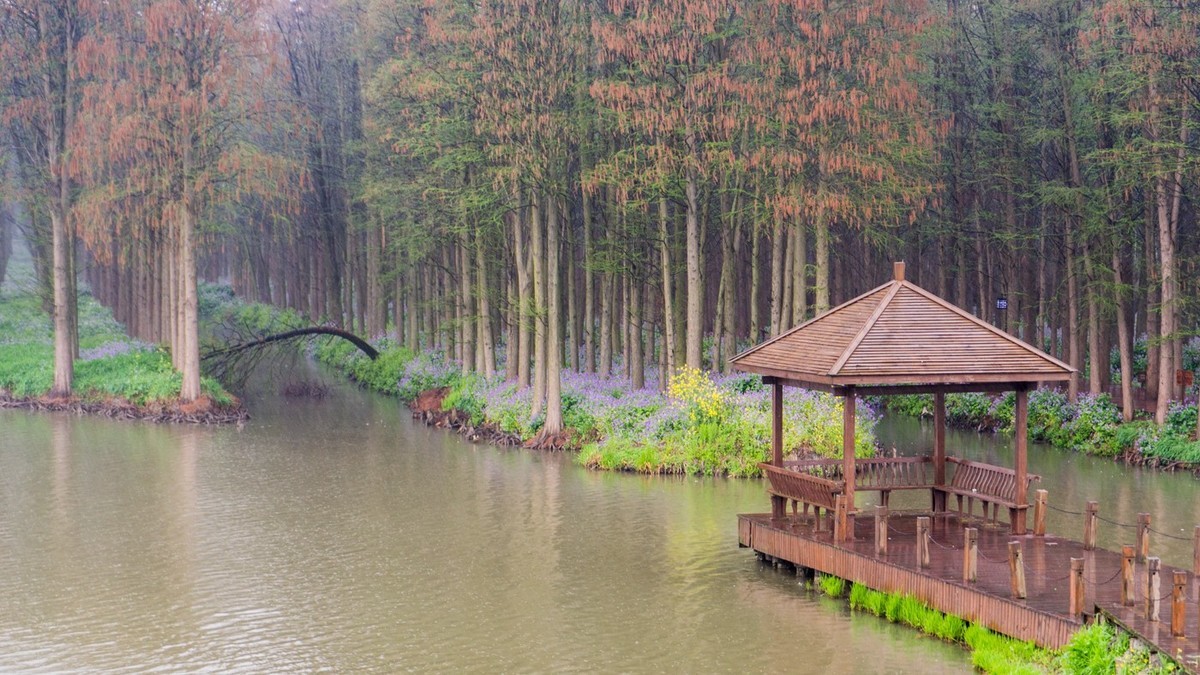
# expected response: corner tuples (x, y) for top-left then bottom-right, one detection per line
(739, 511), (1200, 671)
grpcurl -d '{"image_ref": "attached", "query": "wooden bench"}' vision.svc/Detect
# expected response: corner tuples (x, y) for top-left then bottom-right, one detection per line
(937, 457), (1040, 523)
(785, 457), (935, 508)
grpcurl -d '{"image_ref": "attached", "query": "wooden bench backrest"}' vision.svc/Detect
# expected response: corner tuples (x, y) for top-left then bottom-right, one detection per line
(784, 457), (934, 491)
(760, 463), (843, 511)
(947, 457), (1039, 502)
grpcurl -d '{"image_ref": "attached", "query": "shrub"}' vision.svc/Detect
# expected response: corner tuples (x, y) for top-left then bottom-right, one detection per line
(817, 574), (845, 598)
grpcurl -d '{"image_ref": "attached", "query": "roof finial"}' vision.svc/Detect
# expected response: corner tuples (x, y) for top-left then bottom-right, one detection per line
(894, 261), (906, 282)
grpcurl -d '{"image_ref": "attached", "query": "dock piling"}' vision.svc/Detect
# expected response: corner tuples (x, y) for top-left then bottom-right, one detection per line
(1084, 501), (1098, 550)
(1069, 558), (1084, 619)
(917, 517), (930, 568)
(1121, 546), (1135, 606)
(1033, 490), (1047, 536)
(1147, 557), (1161, 622)
(1137, 513), (1151, 563)
(874, 505), (888, 557)
(963, 527), (978, 583)
(1172, 571), (1186, 637)
(1009, 541), (1026, 599)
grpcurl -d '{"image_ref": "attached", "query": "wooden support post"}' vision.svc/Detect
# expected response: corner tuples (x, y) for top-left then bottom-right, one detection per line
(1137, 513), (1151, 563)
(1147, 557), (1161, 622)
(1173, 571), (1187, 637)
(771, 381), (785, 520)
(1012, 387), (1029, 535)
(1084, 501), (1098, 551)
(1033, 490), (1047, 536)
(963, 528), (978, 583)
(875, 505), (888, 557)
(933, 391), (946, 512)
(1009, 541), (1026, 599)
(917, 516), (930, 568)
(1193, 526), (1200, 575)
(1121, 545), (1135, 606)
(842, 388), (856, 516)
(834, 494), (848, 544)
(1069, 558), (1085, 619)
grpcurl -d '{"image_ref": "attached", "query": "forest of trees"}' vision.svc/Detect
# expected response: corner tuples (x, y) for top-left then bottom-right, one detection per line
(1, 0), (1199, 435)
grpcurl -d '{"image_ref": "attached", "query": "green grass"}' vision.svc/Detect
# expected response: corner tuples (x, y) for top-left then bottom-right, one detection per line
(0, 258), (234, 407)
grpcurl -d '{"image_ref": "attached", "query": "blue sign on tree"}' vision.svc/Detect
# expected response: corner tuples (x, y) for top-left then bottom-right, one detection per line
(996, 297), (1008, 310)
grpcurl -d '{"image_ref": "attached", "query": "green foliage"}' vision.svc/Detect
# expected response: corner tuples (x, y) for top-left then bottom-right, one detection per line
(885, 394), (934, 418)
(1059, 621), (1118, 675)
(816, 574), (845, 598)
(963, 624), (1053, 674)
(442, 375), (486, 426)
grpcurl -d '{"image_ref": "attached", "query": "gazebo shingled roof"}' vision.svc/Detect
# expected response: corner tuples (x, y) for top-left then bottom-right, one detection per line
(731, 262), (1074, 390)
(737, 262), (1076, 536)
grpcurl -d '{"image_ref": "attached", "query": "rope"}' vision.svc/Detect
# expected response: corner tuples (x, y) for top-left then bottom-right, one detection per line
(1045, 503), (1087, 516)
(1084, 566), (1126, 587)
(926, 533), (961, 551)
(1096, 514), (1139, 529)
(1148, 526), (1194, 542)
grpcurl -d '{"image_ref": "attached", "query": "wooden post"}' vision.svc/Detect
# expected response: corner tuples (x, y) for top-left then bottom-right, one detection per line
(1084, 501), (1098, 550)
(933, 391), (946, 512)
(834, 494), (849, 544)
(875, 505), (888, 557)
(1033, 490), (1048, 536)
(917, 516), (930, 568)
(1121, 545), (1135, 606)
(1069, 558), (1085, 619)
(1147, 557), (1161, 622)
(1012, 387), (1029, 535)
(1009, 541), (1027, 599)
(843, 387), (856, 517)
(1172, 570), (1187, 637)
(1137, 513), (1151, 563)
(1193, 525), (1200, 575)
(963, 527), (978, 583)
(771, 381), (785, 519)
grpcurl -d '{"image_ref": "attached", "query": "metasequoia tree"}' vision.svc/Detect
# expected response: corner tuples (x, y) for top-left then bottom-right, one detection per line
(740, 0), (938, 316)
(76, 0), (281, 401)
(0, 0), (90, 396)
(592, 0), (742, 369)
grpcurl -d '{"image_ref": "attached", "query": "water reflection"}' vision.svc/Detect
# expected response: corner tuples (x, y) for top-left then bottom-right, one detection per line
(0, 385), (973, 673)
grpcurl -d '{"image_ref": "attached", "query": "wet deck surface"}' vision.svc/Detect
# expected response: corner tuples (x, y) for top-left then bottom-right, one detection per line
(740, 511), (1200, 671)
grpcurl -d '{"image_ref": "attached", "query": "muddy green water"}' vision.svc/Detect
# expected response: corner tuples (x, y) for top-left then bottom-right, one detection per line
(0, 382), (1195, 673)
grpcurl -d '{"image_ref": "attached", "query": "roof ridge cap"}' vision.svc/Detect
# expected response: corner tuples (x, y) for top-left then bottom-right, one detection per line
(829, 280), (901, 375)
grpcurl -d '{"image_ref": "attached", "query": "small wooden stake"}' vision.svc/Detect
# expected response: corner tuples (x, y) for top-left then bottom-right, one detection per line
(1069, 557), (1085, 619)
(917, 516), (930, 568)
(1009, 541), (1027, 599)
(1172, 570), (1187, 637)
(1033, 490), (1047, 536)
(1121, 545), (1135, 606)
(963, 527), (978, 583)
(834, 495), (848, 543)
(1147, 557), (1161, 622)
(1193, 526), (1200, 575)
(875, 505), (888, 557)
(1084, 501), (1099, 550)
(1137, 513), (1151, 563)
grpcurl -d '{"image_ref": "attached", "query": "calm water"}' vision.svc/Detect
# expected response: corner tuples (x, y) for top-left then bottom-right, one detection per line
(1, 382), (1195, 673)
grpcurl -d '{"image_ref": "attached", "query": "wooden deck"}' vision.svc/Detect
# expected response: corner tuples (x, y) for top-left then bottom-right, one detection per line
(740, 511), (1200, 670)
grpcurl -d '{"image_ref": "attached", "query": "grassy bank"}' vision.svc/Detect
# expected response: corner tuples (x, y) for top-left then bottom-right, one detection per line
(313, 338), (878, 477)
(880, 389), (1200, 467)
(0, 263), (236, 416)
(812, 573), (1179, 673)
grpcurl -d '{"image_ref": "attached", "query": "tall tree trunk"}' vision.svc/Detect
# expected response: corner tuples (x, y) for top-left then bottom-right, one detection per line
(684, 169), (703, 369)
(514, 208), (531, 388)
(1065, 218), (1080, 402)
(814, 211), (830, 315)
(769, 210), (785, 335)
(531, 191), (546, 417)
(543, 193), (562, 435)
(1113, 247), (1134, 421)
(583, 189), (595, 373)
(793, 220), (807, 325)
(476, 231), (495, 377)
(659, 197), (675, 382)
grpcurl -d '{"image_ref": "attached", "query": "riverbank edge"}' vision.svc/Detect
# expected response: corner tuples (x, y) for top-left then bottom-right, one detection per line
(0, 391), (249, 424)
(807, 570), (1181, 673)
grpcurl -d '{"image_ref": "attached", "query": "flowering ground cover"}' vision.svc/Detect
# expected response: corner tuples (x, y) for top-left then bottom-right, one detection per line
(314, 337), (879, 477)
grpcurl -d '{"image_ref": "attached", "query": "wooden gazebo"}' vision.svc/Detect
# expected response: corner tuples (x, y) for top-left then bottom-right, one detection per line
(732, 262), (1075, 538)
